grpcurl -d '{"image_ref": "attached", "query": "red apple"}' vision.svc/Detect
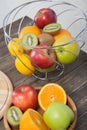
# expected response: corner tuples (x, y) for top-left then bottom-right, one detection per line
(12, 85), (38, 112)
(34, 8), (57, 28)
(30, 43), (56, 69)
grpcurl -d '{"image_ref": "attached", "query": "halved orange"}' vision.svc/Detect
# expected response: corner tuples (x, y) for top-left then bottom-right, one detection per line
(38, 83), (67, 111)
(20, 108), (49, 130)
(19, 25), (41, 38)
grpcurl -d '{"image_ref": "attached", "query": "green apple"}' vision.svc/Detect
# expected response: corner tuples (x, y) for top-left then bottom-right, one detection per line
(43, 102), (74, 130)
(53, 35), (80, 64)
(36, 63), (56, 73)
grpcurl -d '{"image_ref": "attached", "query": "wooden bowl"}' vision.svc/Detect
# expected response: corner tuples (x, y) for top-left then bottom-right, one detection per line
(3, 87), (77, 130)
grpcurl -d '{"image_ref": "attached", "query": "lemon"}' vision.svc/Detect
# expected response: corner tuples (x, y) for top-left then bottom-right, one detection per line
(15, 54), (35, 75)
(8, 38), (24, 56)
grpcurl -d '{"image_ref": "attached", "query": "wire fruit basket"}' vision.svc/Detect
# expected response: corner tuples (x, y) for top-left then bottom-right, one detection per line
(3, 0), (87, 80)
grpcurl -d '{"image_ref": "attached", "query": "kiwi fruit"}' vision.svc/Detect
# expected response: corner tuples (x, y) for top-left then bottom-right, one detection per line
(38, 33), (55, 45)
(6, 106), (23, 129)
(43, 23), (61, 35)
(21, 32), (38, 50)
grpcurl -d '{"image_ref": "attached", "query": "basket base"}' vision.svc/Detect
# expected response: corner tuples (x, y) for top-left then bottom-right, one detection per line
(32, 63), (64, 80)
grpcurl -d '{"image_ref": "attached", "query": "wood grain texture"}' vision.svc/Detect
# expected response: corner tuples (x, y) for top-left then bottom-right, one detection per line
(0, 71), (13, 119)
(0, 17), (87, 130)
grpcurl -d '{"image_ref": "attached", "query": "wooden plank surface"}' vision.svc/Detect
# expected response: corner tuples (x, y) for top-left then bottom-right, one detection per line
(0, 17), (87, 130)
(0, 71), (13, 119)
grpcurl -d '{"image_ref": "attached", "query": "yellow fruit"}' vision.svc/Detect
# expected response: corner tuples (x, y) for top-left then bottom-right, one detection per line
(15, 54), (35, 75)
(38, 83), (67, 111)
(8, 38), (24, 56)
(20, 108), (49, 130)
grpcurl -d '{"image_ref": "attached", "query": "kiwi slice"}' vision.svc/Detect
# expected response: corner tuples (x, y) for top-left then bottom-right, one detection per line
(38, 33), (55, 45)
(6, 106), (23, 128)
(43, 23), (61, 35)
(21, 32), (38, 50)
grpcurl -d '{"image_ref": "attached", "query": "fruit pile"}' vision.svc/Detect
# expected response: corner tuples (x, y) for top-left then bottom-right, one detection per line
(6, 83), (75, 130)
(7, 8), (80, 76)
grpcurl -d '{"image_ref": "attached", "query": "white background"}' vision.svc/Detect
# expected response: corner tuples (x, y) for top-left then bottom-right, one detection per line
(0, 0), (87, 53)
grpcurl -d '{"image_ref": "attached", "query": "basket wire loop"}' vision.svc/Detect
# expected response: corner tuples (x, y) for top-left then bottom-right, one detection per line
(3, 0), (87, 40)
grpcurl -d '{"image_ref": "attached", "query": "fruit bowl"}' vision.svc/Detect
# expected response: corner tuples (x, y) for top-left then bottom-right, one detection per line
(3, 0), (86, 80)
(3, 87), (77, 130)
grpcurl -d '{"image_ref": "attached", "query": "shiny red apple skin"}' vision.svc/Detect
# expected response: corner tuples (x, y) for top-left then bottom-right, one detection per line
(30, 43), (56, 69)
(34, 8), (57, 28)
(12, 85), (38, 112)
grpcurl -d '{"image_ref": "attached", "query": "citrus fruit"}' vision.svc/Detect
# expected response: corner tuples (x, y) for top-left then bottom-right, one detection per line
(8, 38), (24, 56)
(20, 108), (49, 130)
(15, 54), (35, 75)
(19, 25), (41, 38)
(38, 83), (67, 111)
(53, 29), (72, 41)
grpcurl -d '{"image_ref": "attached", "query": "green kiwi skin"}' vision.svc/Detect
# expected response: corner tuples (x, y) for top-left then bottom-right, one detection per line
(43, 23), (61, 35)
(6, 106), (23, 128)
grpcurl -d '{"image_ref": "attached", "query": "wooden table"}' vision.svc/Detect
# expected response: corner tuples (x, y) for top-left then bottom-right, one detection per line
(0, 17), (87, 130)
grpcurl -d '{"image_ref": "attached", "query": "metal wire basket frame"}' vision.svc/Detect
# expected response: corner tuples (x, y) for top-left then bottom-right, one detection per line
(3, 0), (87, 80)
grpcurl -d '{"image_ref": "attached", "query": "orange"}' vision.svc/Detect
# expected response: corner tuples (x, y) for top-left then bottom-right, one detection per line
(38, 83), (67, 111)
(20, 108), (49, 130)
(53, 29), (72, 41)
(19, 25), (41, 38)
(15, 54), (35, 75)
(8, 38), (24, 56)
